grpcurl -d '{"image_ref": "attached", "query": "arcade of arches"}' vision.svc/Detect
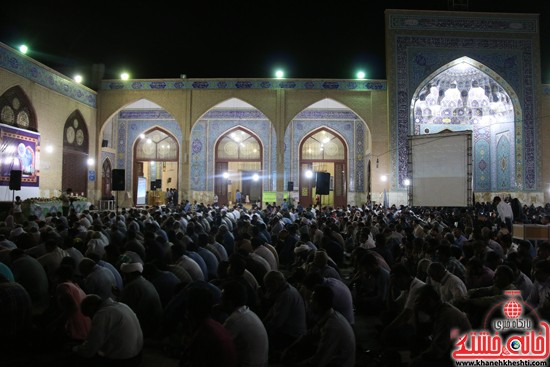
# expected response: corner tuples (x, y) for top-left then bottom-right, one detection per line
(101, 98), (370, 209)
(2, 8), (548, 209)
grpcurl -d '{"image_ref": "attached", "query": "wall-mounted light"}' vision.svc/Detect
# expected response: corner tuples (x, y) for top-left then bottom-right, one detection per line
(305, 170), (313, 179)
(380, 175), (388, 182)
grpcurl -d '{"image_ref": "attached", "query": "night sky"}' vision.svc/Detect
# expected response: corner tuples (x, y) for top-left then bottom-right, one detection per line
(1, 0), (549, 87)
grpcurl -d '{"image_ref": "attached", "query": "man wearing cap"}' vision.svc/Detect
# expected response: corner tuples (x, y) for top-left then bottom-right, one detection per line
(119, 262), (163, 338)
(80, 257), (117, 301)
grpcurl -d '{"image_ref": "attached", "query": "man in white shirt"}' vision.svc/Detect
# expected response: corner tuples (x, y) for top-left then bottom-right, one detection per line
(222, 280), (269, 367)
(493, 196), (513, 232)
(427, 262), (467, 305)
(73, 294), (143, 365)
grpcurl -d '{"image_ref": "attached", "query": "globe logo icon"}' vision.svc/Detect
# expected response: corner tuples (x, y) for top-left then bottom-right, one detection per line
(510, 340), (521, 351)
(503, 300), (522, 319)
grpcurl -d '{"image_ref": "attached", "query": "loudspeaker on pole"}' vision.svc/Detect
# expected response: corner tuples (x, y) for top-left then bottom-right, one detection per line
(9, 170), (22, 191)
(287, 181), (294, 191)
(112, 169), (125, 191)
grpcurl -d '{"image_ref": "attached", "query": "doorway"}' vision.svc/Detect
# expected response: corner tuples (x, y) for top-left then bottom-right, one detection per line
(133, 128), (179, 206)
(214, 128), (262, 206)
(298, 129), (347, 208)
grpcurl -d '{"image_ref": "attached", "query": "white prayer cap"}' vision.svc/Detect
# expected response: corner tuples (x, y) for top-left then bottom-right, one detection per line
(120, 262), (143, 274)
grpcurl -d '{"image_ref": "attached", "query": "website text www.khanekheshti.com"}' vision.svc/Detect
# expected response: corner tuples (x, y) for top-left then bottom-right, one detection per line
(455, 361), (548, 366)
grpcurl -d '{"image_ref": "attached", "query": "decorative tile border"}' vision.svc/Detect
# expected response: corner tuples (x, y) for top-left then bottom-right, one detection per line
(391, 35), (537, 191)
(0, 43), (96, 107)
(100, 79), (387, 91)
(388, 13), (537, 34)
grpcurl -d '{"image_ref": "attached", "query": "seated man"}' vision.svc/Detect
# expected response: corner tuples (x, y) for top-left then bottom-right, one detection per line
(410, 284), (471, 367)
(72, 294), (143, 367)
(350, 251), (390, 315)
(262, 270), (307, 354)
(458, 264), (517, 328)
(221, 280), (269, 367)
(282, 284), (356, 367)
(381, 263), (425, 349)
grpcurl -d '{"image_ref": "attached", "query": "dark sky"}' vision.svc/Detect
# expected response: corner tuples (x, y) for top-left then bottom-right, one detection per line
(1, 1), (549, 87)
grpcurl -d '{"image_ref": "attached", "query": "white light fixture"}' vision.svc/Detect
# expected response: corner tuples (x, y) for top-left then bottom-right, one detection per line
(223, 172), (229, 179)
(45, 145), (54, 153)
(87, 158), (95, 166)
(74, 74), (83, 83)
(140, 133), (146, 139)
(275, 70), (284, 79)
(305, 170), (313, 179)
(381, 175), (388, 182)
(19, 45), (28, 54)
(120, 72), (130, 80)
(356, 71), (366, 79)
(404, 178), (411, 186)
(252, 173), (259, 181)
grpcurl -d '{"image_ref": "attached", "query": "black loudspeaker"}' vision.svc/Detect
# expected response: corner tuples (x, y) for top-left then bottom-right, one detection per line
(287, 181), (294, 191)
(101, 139), (108, 147)
(112, 169), (125, 191)
(316, 172), (330, 195)
(9, 170), (22, 190)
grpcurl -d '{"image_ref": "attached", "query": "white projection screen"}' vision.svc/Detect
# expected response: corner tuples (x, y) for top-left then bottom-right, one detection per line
(408, 131), (472, 207)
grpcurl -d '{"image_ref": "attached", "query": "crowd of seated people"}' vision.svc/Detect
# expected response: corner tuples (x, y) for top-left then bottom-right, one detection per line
(0, 195), (549, 367)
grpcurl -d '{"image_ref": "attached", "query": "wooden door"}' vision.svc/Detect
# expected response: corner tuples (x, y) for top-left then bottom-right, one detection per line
(102, 159), (112, 199)
(334, 161), (346, 209)
(62, 150), (87, 196)
(215, 162), (229, 206)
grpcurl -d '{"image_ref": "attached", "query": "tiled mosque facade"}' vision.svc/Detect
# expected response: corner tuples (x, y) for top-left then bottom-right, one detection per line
(1, 9), (549, 208)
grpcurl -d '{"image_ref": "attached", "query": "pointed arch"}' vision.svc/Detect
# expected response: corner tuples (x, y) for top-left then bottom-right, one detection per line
(62, 110), (89, 196)
(0, 86), (38, 130)
(133, 126), (180, 205)
(192, 97), (270, 130)
(298, 127), (348, 208)
(410, 56), (521, 192)
(213, 126), (263, 206)
(285, 98), (368, 206)
(190, 98), (275, 199)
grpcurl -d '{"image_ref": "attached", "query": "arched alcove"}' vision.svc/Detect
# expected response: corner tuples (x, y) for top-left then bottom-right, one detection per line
(190, 98), (275, 205)
(298, 128), (348, 208)
(133, 127), (179, 205)
(0, 86), (37, 131)
(62, 110), (89, 196)
(214, 127), (263, 206)
(410, 57), (520, 192)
